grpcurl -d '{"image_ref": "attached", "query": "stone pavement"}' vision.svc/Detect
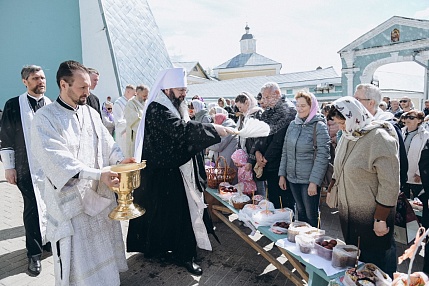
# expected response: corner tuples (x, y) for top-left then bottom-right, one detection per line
(0, 160), (424, 285)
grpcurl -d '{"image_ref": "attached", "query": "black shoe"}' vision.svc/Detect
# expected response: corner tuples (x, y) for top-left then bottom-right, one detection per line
(28, 255), (42, 276)
(182, 258), (202, 276)
(43, 242), (52, 253)
(159, 251), (174, 263)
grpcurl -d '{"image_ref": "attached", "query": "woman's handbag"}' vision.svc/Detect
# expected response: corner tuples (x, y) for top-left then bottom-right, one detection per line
(326, 182), (338, 208)
(253, 163), (263, 179)
(205, 156), (236, 189)
(312, 124), (334, 188)
(321, 139), (357, 209)
(395, 192), (420, 244)
(321, 162), (334, 188)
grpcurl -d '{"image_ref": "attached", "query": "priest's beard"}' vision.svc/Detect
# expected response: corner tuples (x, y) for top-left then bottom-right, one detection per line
(77, 96), (87, 105)
(30, 85), (46, 95)
(67, 88), (87, 105)
(168, 90), (184, 112)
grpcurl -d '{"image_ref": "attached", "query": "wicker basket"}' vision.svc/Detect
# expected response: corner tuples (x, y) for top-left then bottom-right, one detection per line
(232, 201), (250, 210)
(206, 156), (236, 189)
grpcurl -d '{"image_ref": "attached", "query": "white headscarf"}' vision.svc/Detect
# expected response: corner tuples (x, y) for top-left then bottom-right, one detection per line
(134, 67), (187, 159)
(237, 92), (263, 150)
(192, 99), (205, 113)
(332, 96), (396, 141)
(209, 106), (228, 116)
(240, 91), (261, 117)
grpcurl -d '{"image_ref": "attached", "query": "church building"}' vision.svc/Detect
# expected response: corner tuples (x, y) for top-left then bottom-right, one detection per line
(0, 0), (172, 108)
(212, 25), (282, 80)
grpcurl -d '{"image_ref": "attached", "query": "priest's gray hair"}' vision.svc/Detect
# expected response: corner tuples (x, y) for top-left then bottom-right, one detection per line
(355, 83), (382, 106)
(136, 84), (149, 92)
(21, 65), (43, 80)
(260, 82), (280, 95)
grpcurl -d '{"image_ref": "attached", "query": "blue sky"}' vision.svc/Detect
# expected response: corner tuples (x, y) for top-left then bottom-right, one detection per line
(148, 0), (429, 78)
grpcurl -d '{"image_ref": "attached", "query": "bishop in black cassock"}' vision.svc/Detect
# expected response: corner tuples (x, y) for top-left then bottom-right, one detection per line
(127, 68), (225, 275)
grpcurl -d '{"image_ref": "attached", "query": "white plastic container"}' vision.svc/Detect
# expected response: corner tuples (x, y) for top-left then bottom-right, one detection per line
(295, 234), (315, 254)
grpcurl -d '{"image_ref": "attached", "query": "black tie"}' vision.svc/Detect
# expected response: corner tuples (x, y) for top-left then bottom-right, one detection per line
(35, 98), (45, 112)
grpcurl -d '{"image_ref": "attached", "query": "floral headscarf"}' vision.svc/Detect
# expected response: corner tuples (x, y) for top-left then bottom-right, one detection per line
(333, 96), (396, 141)
(231, 149), (248, 165)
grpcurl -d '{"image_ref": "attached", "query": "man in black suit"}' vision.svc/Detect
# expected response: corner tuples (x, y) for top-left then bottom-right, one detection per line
(87, 68), (102, 118)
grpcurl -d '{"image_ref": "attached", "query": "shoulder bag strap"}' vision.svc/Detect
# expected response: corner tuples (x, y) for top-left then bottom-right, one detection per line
(334, 140), (357, 184)
(312, 123), (318, 160)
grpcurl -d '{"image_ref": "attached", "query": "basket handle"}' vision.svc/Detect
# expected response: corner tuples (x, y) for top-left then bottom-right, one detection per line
(408, 227), (429, 284)
(215, 156), (229, 182)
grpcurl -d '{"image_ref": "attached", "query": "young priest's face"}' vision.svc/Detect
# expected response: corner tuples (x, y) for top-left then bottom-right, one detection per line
(62, 70), (91, 106)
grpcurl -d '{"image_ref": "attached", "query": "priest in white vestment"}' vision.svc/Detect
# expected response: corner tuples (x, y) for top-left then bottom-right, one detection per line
(31, 60), (134, 286)
(113, 84), (136, 152)
(123, 85), (148, 157)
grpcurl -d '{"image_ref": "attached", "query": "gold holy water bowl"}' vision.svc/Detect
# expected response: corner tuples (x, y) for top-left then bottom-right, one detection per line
(108, 161), (146, 220)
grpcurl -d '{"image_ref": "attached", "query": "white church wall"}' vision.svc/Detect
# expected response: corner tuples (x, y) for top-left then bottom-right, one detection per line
(79, 0), (120, 103)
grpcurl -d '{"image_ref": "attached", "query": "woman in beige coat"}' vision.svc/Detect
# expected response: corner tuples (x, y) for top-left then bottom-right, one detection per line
(327, 96), (399, 278)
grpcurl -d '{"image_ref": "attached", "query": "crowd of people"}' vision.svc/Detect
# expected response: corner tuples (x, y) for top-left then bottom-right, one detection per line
(2, 62), (429, 285)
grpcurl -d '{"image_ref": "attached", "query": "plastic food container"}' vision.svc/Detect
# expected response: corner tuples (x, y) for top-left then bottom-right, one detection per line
(331, 245), (359, 268)
(287, 221), (311, 243)
(307, 229), (326, 240)
(270, 221), (290, 234)
(295, 234), (315, 254)
(314, 236), (345, 260)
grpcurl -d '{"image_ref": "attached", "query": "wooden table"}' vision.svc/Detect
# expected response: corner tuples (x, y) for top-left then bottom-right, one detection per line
(206, 188), (345, 286)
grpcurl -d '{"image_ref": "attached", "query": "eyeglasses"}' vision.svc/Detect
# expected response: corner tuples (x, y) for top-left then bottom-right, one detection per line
(107, 108), (112, 110)
(399, 100), (409, 103)
(355, 97), (371, 102)
(175, 88), (188, 94)
(404, 115), (417, 120)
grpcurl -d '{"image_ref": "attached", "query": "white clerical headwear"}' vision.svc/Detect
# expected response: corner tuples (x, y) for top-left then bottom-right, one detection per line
(133, 67), (187, 159)
(157, 67), (187, 90)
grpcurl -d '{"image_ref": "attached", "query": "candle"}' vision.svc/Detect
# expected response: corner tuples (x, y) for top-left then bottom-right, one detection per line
(265, 187), (268, 201)
(317, 212), (321, 229)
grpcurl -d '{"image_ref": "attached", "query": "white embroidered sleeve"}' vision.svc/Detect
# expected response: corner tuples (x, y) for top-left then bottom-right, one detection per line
(0, 150), (15, 169)
(79, 167), (101, 181)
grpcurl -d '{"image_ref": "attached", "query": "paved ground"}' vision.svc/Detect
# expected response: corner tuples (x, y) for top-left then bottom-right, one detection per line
(0, 160), (424, 285)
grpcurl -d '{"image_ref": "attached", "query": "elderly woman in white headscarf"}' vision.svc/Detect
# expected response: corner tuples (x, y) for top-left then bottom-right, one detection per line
(327, 96), (399, 277)
(192, 99), (212, 124)
(209, 105), (228, 117)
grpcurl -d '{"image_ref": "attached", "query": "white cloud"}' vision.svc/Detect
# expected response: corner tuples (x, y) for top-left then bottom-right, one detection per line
(148, 0), (429, 76)
(415, 7), (429, 19)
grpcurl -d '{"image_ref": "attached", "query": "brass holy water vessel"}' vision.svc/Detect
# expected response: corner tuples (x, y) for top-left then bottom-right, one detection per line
(108, 161), (146, 220)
